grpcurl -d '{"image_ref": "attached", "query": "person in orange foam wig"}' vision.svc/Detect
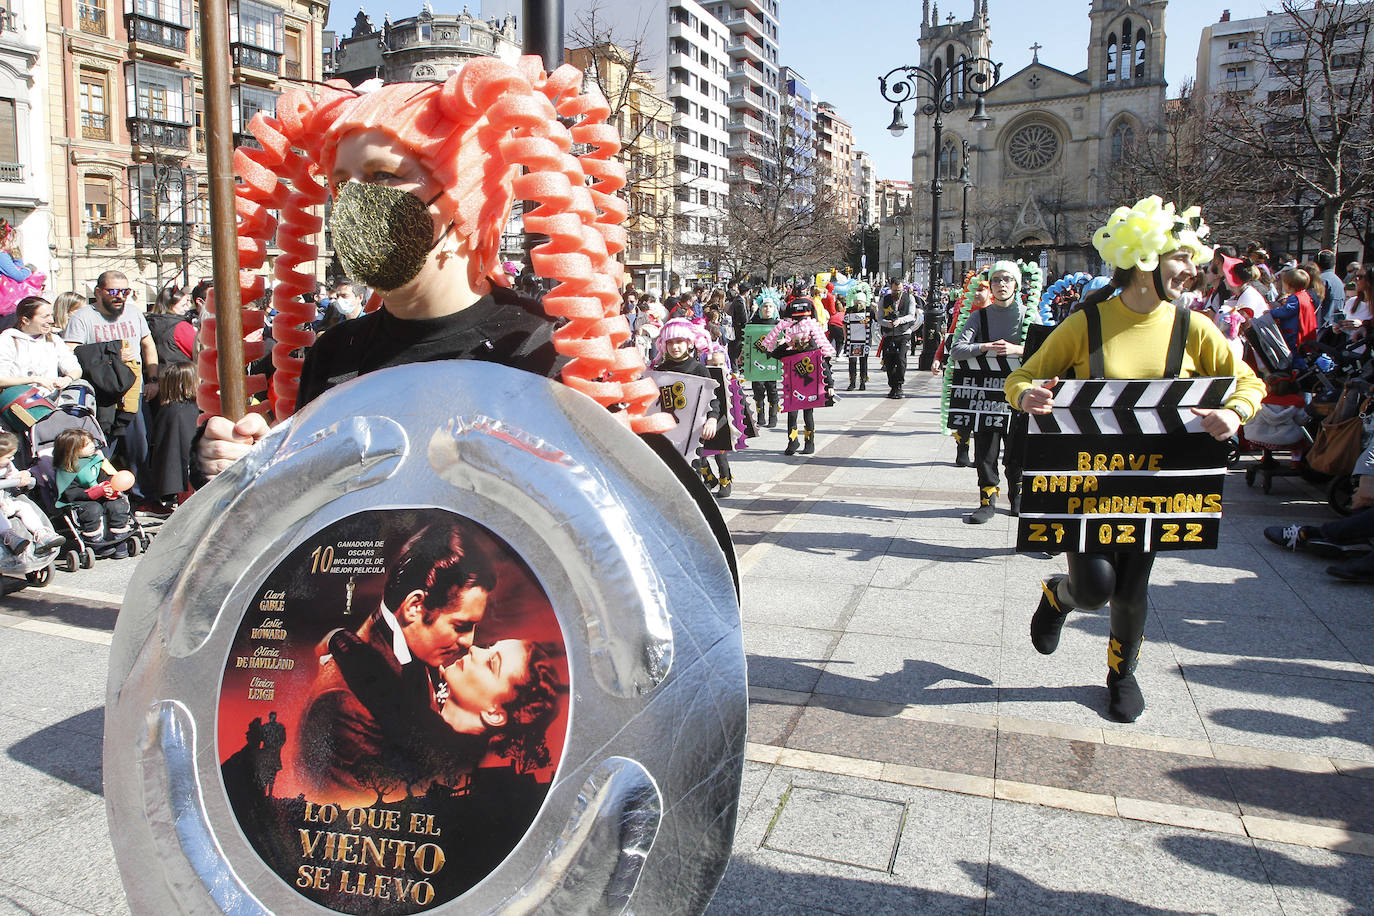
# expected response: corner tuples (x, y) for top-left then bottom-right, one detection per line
(196, 56), (668, 479)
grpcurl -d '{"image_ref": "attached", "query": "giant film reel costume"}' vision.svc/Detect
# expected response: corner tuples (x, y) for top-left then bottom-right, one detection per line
(106, 363), (746, 915)
(947, 261), (1040, 523)
(108, 54), (745, 915)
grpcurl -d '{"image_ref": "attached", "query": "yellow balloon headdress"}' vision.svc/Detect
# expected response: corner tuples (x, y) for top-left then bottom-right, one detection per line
(1092, 195), (1213, 272)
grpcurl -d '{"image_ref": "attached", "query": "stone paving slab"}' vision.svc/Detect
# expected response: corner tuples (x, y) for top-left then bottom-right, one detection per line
(4, 372), (1373, 913)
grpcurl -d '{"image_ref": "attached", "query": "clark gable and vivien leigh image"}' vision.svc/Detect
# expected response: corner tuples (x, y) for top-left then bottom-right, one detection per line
(217, 512), (569, 913)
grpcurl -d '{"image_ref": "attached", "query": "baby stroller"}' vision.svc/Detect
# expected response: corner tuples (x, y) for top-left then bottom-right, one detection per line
(23, 391), (152, 571)
(0, 492), (62, 588)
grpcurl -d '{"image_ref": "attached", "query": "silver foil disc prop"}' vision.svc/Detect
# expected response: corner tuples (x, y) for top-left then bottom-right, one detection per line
(105, 362), (746, 915)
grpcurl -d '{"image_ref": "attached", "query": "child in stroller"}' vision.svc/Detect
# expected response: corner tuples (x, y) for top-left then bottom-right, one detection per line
(52, 427), (138, 560)
(0, 430), (66, 585)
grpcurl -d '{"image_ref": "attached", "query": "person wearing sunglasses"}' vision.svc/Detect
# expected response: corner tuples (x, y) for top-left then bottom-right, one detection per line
(63, 270), (160, 437)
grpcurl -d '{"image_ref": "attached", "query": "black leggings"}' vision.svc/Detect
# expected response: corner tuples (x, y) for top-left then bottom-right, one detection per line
(787, 408), (815, 433)
(1061, 551), (1157, 676)
(751, 380), (778, 407)
(848, 355), (869, 381)
(827, 325), (845, 355)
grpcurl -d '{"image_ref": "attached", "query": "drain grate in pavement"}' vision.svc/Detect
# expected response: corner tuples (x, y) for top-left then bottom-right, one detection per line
(763, 785), (907, 872)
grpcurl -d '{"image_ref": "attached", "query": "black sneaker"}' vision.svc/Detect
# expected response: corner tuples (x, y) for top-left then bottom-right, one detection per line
(1327, 551), (1374, 583)
(1263, 524), (1319, 551)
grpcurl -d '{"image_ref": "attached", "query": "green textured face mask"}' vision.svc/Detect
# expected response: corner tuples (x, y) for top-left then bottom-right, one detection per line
(329, 181), (445, 292)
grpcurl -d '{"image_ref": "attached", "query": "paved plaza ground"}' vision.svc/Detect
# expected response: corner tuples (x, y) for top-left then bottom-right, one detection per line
(2, 371), (1373, 914)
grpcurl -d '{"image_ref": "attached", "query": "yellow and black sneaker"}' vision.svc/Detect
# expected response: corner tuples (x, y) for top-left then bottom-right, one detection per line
(784, 428), (800, 456)
(964, 486), (998, 525)
(717, 474), (732, 499)
(1030, 575), (1072, 655)
(801, 429), (816, 454)
(700, 464), (719, 489)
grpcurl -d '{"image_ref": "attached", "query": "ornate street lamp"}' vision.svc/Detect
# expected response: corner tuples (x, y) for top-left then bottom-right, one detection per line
(879, 54), (1000, 368)
(959, 138), (972, 272)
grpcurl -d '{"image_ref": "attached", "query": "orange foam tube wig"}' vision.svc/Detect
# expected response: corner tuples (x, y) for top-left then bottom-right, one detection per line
(213, 56), (669, 434)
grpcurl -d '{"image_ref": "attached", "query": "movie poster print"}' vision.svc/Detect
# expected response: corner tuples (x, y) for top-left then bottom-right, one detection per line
(217, 508), (570, 914)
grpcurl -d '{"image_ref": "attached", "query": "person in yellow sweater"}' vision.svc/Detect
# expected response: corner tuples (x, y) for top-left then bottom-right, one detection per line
(1005, 196), (1265, 723)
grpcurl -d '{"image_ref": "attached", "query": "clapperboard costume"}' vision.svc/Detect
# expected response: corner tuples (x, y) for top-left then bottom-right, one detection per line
(947, 261), (1040, 524)
(757, 291), (836, 455)
(1006, 196), (1264, 723)
(843, 280), (878, 390)
(742, 290), (783, 428)
(1018, 376), (1236, 553)
(649, 318), (722, 473)
(698, 344), (754, 499)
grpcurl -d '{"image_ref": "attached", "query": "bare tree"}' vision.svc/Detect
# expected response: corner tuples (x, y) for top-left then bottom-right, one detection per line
(711, 109), (847, 282)
(966, 190), (1015, 250)
(568, 3), (675, 278)
(1200, 0), (1374, 249)
(353, 761), (403, 807)
(1108, 84), (1281, 245)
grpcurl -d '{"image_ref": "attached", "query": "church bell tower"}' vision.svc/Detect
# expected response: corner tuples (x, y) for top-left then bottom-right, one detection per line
(1088, 0), (1168, 91)
(919, 0), (992, 72)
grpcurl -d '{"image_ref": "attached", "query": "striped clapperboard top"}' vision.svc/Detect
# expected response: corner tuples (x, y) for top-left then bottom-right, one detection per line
(1030, 377), (1236, 437)
(1017, 376), (1237, 553)
(948, 355), (1019, 432)
(956, 354), (1021, 374)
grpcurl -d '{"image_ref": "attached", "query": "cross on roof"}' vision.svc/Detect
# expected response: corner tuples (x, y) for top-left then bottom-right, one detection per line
(1030, 41), (1043, 62)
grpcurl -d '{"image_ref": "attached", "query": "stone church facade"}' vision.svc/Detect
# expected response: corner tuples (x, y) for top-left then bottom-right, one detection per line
(906, 0), (1167, 278)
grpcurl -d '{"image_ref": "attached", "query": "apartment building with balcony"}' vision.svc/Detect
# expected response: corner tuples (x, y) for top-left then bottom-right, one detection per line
(567, 42), (674, 293)
(665, 1), (730, 275)
(331, 6), (520, 86)
(780, 66), (815, 206)
(563, 0), (729, 283)
(48, 0), (326, 297)
(0, 0), (49, 276)
(1196, 4), (1372, 102)
(816, 100), (856, 225)
(701, 0), (779, 194)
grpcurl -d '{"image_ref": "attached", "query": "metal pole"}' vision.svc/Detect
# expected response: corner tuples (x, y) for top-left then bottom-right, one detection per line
(201, 0), (245, 420)
(929, 109), (943, 301)
(918, 105), (943, 371)
(521, 1), (563, 289)
(959, 140), (971, 247)
(181, 168), (191, 290)
(522, 0), (564, 70)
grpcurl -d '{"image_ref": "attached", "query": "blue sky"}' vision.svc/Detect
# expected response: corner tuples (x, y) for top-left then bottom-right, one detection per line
(328, 0), (1277, 179)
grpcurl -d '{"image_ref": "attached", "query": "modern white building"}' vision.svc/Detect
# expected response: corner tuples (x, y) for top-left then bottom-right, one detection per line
(781, 66), (815, 206)
(552, 0), (730, 283)
(0, 0), (50, 278)
(702, 0), (781, 196)
(1194, 3), (1372, 257)
(1195, 4), (1371, 99)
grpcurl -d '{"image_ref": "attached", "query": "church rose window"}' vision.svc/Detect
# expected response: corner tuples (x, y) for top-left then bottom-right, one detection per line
(1007, 123), (1059, 172)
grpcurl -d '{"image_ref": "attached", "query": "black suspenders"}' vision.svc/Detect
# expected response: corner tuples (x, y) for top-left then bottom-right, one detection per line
(1083, 301), (1191, 379)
